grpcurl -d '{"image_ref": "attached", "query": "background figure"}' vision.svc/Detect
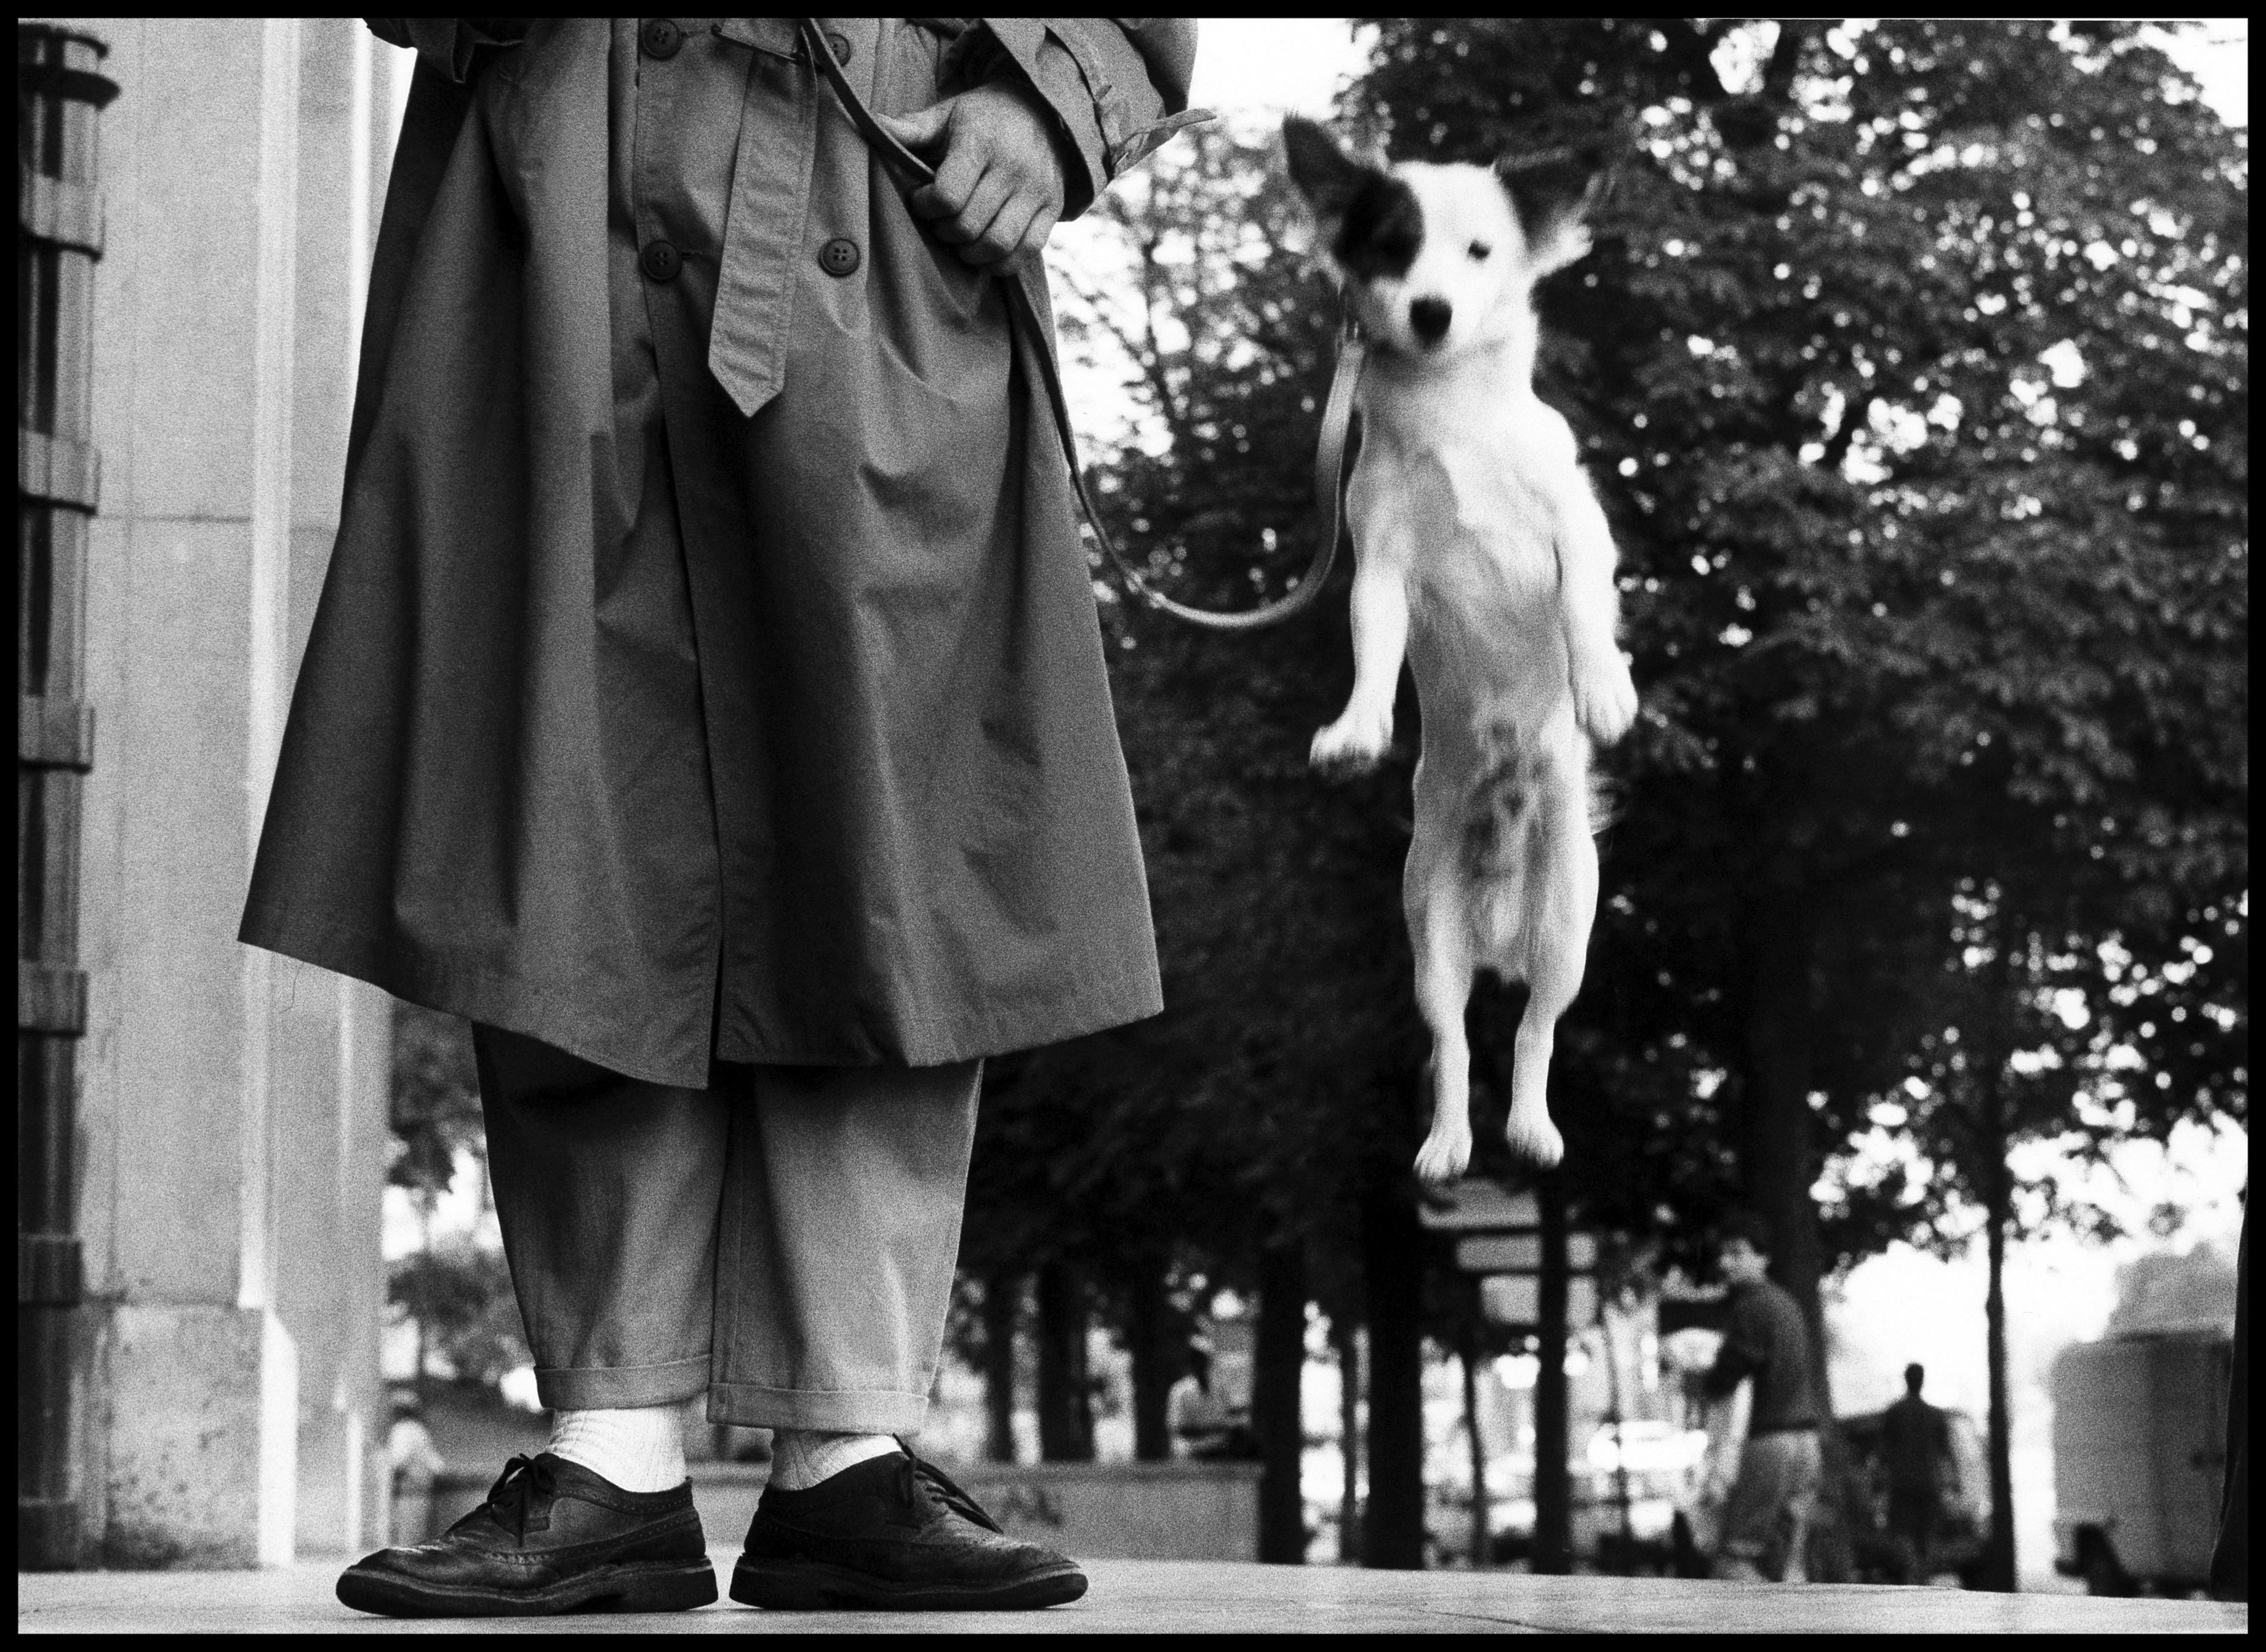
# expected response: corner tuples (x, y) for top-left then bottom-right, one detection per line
(385, 1392), (446, 1548)
(1880, 1362), (1951, 1584)
(1168, 1339), (1255, 1461)
(2211, 1206), (2247, 1602)
(1693, 1211), (1823, 1582)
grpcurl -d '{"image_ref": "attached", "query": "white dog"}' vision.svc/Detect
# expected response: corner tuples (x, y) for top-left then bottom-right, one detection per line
(1285, 118), (1639, 1179)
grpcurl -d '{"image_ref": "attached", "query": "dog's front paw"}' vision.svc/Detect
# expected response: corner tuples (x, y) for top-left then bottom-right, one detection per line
(1310, 713), (1392, 776)
(1572, 652), (1638, 746)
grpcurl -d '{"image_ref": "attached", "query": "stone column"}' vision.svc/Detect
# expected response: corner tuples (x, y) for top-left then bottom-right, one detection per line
(61, 15), (395, 1568)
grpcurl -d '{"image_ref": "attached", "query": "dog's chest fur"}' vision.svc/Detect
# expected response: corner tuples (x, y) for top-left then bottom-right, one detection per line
(1355, 374), (1574, 718)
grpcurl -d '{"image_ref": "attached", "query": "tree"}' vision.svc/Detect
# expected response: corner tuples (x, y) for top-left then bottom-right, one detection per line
(387, 1003), (534, 1395)
(388, 1240), (531, 1388)
(390, 1000), (482, 1202)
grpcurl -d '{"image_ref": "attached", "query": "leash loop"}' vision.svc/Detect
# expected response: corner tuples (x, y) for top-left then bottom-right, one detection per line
(799, 20), (1355, 632)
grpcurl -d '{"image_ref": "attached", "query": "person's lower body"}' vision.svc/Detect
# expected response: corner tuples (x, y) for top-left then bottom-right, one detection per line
(1710, 1429), (1823, 1583)
(1887, 1486), (1939, 1585)
(338, 1025), (1082, 1616)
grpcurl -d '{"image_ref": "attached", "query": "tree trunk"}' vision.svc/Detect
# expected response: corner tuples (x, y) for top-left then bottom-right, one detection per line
(1361, 1171), (1426, 1568)
(1738, 869), (1851, 1580)
(1738, 872), (1829, 1406)
(1036, 1260), (1094, 1462)
(1977, 1023), (2019, 1591)
(414, 1190), (434, 1385)
(1334, 1314), (1362, 1562)
(1533, 1169), (1573, 1574)
(982, 1270), (1020, 1462)
(1127, 1264), (1174, 1462)
(1256, 1241), (1309, 1562)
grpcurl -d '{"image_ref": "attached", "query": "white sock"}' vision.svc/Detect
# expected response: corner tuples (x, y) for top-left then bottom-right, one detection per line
(769, 1430), (899, 1491)
(546, 1403), (687, 1493)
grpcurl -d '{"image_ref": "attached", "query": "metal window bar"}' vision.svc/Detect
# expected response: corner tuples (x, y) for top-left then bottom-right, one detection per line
(18, 21), (116, 1573)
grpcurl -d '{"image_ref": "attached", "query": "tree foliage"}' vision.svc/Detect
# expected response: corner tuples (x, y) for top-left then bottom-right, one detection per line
(1343, 18), (2247, 1278)
(390, 1000), (483, 1195)
(388, 1240), (532, 1387)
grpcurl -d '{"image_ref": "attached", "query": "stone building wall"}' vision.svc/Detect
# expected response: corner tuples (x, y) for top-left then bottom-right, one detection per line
(32, 15), (405, 1567)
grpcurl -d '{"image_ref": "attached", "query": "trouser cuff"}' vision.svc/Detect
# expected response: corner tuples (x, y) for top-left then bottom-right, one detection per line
(707, 1381), (929, 1432)
(534, 1354), (709, 1411)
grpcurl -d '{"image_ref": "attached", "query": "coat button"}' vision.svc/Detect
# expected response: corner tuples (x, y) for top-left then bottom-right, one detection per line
(817, 237), (861, 278)
(825, 31), (852, 65)
(640, 19), (682, 60)
(641, 239), (682, 282)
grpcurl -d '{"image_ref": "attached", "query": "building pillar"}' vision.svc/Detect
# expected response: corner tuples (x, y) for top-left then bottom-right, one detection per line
(56, 14), (395, 1568)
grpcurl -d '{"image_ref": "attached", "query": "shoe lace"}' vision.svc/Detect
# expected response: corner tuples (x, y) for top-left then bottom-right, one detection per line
(892, 1439), (1005, 1535)
(483, 1453), (559, 1541)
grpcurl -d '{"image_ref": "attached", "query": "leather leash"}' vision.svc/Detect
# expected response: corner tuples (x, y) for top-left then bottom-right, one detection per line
(798, 18), (1357, 632)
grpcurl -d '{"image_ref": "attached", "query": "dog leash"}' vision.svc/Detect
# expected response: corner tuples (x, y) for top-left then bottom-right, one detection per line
(798, 19), (1357, 632)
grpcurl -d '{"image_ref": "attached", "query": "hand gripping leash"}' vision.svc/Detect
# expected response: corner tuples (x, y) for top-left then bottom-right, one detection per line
(799, 19), (1359, 632)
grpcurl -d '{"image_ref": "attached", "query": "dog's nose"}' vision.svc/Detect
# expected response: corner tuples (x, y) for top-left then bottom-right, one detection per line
(1409, 297), (1452, 344)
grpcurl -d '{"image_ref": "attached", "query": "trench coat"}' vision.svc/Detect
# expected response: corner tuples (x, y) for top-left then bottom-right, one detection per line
(240, 18), (1200, 1087)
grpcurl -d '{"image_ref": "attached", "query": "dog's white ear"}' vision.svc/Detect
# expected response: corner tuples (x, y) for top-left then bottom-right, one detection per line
(1283, 116), (1374, 219)
(1495, 148), (1609, 277)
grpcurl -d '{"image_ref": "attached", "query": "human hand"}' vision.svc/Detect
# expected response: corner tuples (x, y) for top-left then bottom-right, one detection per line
(875, 81), (1068, 268)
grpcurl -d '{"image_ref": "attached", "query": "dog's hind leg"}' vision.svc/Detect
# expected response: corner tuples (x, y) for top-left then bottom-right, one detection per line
(1501, 763), (1598, 1170)
(1409, 852), (1478, 1184)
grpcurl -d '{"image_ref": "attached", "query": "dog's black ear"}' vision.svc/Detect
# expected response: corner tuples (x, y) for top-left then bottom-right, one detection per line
(1494, 143), (1611, 276)
(1283, 116), (1372, 217)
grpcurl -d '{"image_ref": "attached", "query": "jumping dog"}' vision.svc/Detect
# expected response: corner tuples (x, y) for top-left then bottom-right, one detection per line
(1285, 117), (1638, 1179)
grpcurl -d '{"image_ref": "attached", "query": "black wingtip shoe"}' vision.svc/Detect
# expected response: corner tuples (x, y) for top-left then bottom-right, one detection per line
(731, 1447), (1087, 1611)
(336, 1452), (717, 1618)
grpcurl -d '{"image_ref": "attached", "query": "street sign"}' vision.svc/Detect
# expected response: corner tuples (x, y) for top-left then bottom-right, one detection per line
(1416, 1180), (1538, 1234)
(1454, 1232), (1598, 1274)
(1483, 1273), (1599, 1328)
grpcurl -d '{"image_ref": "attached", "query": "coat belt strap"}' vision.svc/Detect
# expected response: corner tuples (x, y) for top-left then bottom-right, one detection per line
(797, 19), (1353, 633)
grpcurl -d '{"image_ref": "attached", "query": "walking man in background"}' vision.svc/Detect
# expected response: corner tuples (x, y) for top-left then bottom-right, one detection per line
(1881, 1362), (1951, 1584)
(241, 15), (1200, 1617)
(1692, 1211), (1824, 1582)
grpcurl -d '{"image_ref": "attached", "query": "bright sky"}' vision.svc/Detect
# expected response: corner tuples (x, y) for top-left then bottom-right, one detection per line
(1183, 18), (2248, 128)
(1186, 17), (1374, 121)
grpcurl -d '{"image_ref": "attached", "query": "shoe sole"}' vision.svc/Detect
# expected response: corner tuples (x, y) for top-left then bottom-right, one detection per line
(730, 1557), (1087, 1612)
(337, 1558), (718, 1618)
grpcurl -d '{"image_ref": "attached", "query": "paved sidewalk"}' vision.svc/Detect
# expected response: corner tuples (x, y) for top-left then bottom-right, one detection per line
(18, 1556), (2248, 1634)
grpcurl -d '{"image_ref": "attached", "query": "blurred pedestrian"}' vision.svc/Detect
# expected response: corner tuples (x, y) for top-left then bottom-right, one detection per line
(385, 1392), (446, 1548)
(244, 15), (1201, 1619)
(1690, 1211), (1822, 1582)
(1169, 1338), (1253, 1460)
(1880, 1362), (1950, 1584)
(2210, 1203), (2246, 1602)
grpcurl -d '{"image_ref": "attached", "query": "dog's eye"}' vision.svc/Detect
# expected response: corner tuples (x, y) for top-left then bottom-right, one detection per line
(1468, 241), (1493, 261)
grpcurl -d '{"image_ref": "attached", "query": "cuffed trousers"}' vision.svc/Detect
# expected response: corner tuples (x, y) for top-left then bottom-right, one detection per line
(473, 1024), (979, 1432)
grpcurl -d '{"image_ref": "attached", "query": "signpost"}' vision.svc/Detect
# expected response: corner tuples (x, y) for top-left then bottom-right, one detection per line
(1457, 1232), (1599, 1276)
(1422, 1177), (1600, 1573)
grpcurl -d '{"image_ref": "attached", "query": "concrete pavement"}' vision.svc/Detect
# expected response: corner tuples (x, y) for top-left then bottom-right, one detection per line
(18, 1555), (2248, 1634)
